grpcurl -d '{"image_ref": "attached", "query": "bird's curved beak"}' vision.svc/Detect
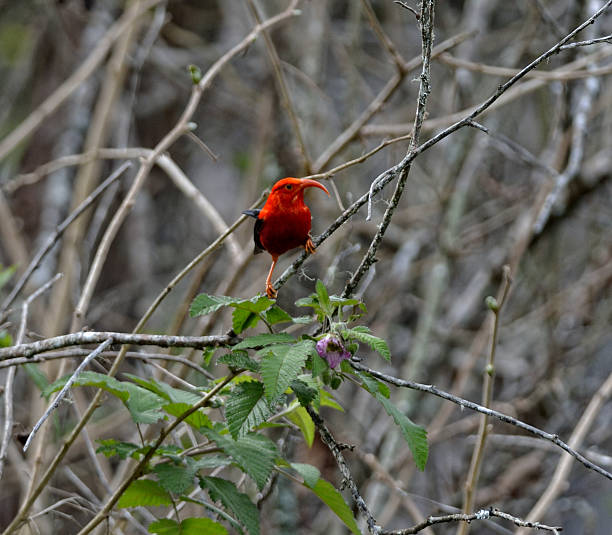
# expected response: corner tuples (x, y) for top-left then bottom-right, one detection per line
(299, 178), (330, 195)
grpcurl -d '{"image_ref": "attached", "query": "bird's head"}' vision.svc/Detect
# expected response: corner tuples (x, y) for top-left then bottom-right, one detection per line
(268, 177), (330, 206)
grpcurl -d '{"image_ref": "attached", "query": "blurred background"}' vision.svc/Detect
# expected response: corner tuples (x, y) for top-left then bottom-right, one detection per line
(0, 0), (611, 533)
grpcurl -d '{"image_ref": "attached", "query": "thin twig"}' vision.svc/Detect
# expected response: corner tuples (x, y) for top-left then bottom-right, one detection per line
(0, 273), (62, 480)
(349, 361), (612, 481)
(0, 0), (164, 162)
(306, 406), (381, 534)
(22, 338), (114, 453)
(0, 162), (131, 317)
(343, 0), (436, 297)
(274, 0), (612, 296)
(559, 33), (612, 48)
(0, 349), (214, 379)
(458, 267), (512, 535)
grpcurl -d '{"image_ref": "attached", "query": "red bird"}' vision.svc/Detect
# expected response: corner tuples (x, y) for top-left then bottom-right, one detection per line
(243, 177), (329, 298)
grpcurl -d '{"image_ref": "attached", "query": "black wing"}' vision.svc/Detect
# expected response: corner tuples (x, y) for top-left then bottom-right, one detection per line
(242, 209), (265, 254)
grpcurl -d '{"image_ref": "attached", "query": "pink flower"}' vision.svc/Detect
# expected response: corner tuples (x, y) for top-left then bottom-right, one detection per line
(316, 335), (351, 369)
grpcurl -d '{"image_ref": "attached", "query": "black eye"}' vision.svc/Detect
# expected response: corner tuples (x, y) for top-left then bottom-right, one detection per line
(285, 184), (293, 190)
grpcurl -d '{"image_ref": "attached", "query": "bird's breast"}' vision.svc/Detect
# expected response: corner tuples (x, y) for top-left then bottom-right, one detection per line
(258, 206), (312, 256)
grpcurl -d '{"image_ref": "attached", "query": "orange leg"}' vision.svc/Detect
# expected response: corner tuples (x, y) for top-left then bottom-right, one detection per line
(305, 235), (316, 255)
(265, 256), (278, 299)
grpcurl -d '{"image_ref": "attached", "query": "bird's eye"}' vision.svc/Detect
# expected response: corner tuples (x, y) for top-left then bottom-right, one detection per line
(285, 184), (293, 190)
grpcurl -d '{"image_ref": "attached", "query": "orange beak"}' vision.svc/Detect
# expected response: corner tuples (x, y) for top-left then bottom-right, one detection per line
(297, 178), (330, 196)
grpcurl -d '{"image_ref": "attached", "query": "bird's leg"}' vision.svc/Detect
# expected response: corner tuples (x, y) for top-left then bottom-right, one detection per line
(305, 234), (316, 255)
(265, 256), (278, 299)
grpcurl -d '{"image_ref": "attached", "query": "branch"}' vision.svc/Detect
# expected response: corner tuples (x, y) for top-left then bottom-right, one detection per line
(306, 406), (381, 534)
(381, 507), (562, 534)
(349, 361), (612, 481)
(0, 331), (237, 361)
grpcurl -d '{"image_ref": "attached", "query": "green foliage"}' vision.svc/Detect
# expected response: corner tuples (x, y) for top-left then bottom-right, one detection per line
(217, 350), (260, 372)
(260, 340), (315, 403)
(59, 282), (426, 534)
(374, 394), (428, 471)
(44, 371), (166, 424)
(202, 429), (277, 490)
(149, 518), (227, 535)
(201, 477), (260, 535)
(225, 381), (272, 439)
(118, 479), (171, 508)
(343, 326), (391, 361)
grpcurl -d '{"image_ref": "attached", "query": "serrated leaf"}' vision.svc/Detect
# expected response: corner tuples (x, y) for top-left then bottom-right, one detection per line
(307, 478), (360, 535)
(343, 328), (391, 361)
(290, 378), (318, 407)
(190, 294), (238, 317)
(187, 455), (232, 471)
(357, 371), (390, 398)
(286, 406), (315, 447)
(218, 351), (260, 372)
(201, 476), (259, 535)
(232, 308), (259, 334)
(233, 333), (295, 350)
(260, 341), (314, 403)
(291, 462), (320, 488)
(118, 479), (171, 508)
(265, 306), (293, 325)
(375, 393), (428, 471)
(43, 371), (166, 424)
(164, 402), (212, 431)
(154, 462), (196, 495)
(148, 518), (227, 535)
(96, 439), (141, 460)
(226, 382), (272, 439)
(232, 295), (275, 314)
(202, 429), (276, 490)
(125, 374), (201, 405)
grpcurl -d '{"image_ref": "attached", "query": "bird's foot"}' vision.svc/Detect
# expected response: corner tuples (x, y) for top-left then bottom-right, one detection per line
(266, 283), (278, 299)
(305, 236), (316, 255)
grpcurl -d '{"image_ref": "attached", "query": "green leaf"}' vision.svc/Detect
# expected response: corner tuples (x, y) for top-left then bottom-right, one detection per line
(225, 382), (272, 439)
(190, 294), (238, 317)
(357, 371), (390, 398)
(125, 374), (201, 405)
(232, 295), (275, 314)
(164, 402), (212, 431)
(311, 352), (328, 379)
(218, 351), (260, 372)
(154, 462), (196, 495)
(42, 371), (166, 424)
(260, 340), (314, 403)
(202, 429), (277, 490)
(232, 308), (259, 334)
(315, 280), (332, 315)
(0, 330), (12, 348)
(375, 393), (428, 471)
(118, 479), (172, 508)
(24, 363), (48, 394)
(343, 328), (391, 361)
(286, 406), (315, 447)
(265, 306), (293, 325)
(233, 333), (295, 350)
(96, 439), (141, 460)
(290, 378), (318, 407)
(201, 476), (260, 535)
(291, 462), (320, 488)
(148, 518), (227, 535)
(320, 389), (344, 412)
(307, 478), (360, 535)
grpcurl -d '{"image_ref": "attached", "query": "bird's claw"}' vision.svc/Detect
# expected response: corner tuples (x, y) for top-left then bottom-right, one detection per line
(305, 237), (316, 255)
(266, 284), (278, 299)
